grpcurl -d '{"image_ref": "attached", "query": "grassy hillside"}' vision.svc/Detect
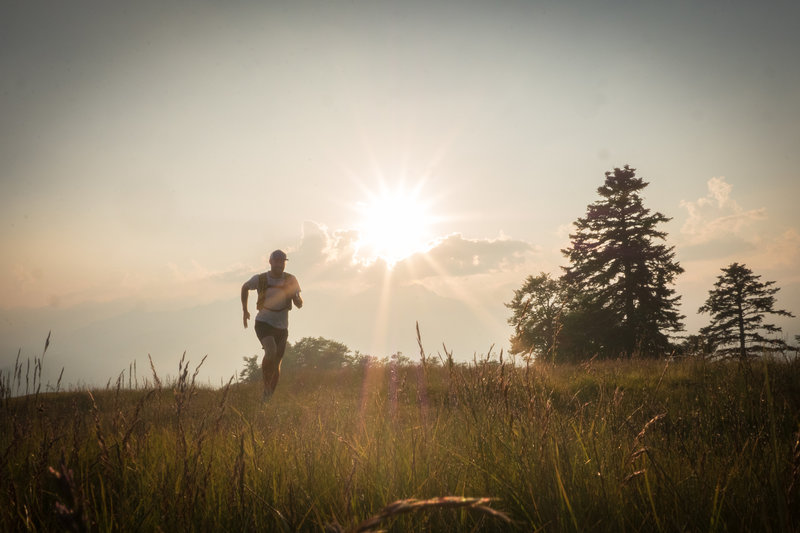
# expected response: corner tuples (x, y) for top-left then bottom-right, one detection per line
(2, 354), (799, 531)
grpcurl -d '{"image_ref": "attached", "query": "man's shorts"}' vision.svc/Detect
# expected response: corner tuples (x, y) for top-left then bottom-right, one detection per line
(254, 320), (289, 359)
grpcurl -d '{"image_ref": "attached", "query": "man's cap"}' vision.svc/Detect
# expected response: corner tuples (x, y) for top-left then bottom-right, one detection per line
(270, 249), (288, 261)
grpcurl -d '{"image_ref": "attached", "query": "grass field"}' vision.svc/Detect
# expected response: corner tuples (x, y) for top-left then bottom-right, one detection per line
(2, 350), (799, 532)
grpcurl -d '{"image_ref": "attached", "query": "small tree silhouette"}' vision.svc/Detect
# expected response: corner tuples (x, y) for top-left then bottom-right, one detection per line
(699, 262), (795, 359)
(239, 354), (261, 382)
(505, 272), (565, 361)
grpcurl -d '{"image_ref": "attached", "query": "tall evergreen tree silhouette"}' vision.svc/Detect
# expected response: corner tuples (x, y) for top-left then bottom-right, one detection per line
(699, 262), (795, 358)
(562, 165), (684, 357)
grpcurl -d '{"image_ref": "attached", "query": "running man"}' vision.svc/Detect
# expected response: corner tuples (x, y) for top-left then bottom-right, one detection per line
(241, 249), (303, 400)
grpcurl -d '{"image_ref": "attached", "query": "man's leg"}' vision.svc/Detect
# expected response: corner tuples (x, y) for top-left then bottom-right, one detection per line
(261, 335), (278, 399)
(268, 357), (282, 392)
(268, 329), (288, 393)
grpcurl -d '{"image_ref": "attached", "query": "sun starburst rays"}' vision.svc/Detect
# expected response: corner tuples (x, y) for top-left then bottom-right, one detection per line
(353, 181), (438, 267)
(341, 172), (504, 359)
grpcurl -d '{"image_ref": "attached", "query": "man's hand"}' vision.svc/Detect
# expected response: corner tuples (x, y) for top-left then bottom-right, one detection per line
(243, 310), (250, 328)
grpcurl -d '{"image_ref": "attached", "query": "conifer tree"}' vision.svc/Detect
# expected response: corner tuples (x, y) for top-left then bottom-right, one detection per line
(698, 262), (795, 359)
(561, 165), (684, 358)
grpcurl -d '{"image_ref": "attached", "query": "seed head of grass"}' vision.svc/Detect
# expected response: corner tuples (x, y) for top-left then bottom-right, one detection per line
(337, 496), (512, 533)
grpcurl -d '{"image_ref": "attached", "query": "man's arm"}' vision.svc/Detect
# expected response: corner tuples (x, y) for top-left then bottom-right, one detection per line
(241, 283), (251, 328)
(292, 290), (303, 309)
(291, 276), (303, 308)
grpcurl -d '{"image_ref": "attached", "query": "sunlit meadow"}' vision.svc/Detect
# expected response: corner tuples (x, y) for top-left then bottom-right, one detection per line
(2, 336), (799, 532)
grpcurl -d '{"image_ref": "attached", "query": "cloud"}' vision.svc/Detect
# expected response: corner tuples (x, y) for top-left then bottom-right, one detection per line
(679, 176), (766, 246)
(271, 223), (544, 339)
(288, 221), (539, 288)
(12, 264), (42, 286)
(675, 177), (800, 283)
(750, 228), (800, 276)
(167, 261), (252, 285)
(395, 233), (537, 279)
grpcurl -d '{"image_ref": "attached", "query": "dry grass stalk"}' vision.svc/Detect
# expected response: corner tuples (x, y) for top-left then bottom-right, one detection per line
(788, 430), (800, 507)
(48, 456), (89, 532)
(346, 496), (512, 533)
(634, 412), (666, 445)
(148, 354), (162, 389)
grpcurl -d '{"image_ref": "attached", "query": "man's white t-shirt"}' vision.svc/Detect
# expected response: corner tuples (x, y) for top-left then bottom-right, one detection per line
(244, 272), (299, 329)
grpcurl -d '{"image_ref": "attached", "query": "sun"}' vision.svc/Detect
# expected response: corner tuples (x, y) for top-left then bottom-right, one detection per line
(354, 182), (436, 266)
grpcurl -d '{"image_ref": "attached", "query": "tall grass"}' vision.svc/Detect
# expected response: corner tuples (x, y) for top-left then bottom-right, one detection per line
(1, 346), (799, 531)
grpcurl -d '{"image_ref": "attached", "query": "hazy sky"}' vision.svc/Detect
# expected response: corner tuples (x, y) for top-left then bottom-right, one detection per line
(2, 1), (799, 387)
